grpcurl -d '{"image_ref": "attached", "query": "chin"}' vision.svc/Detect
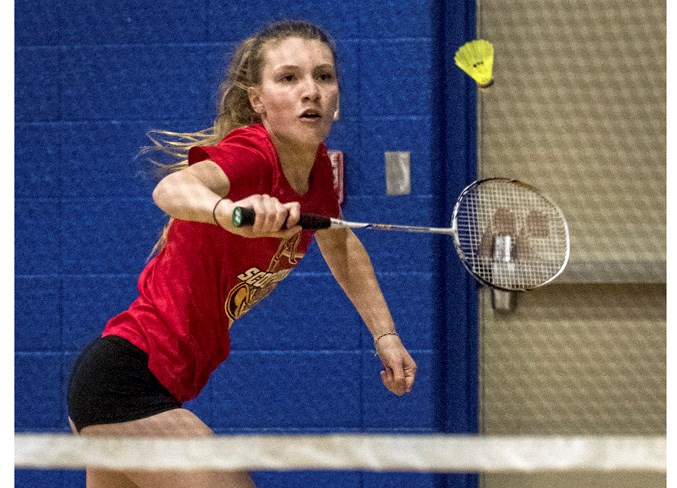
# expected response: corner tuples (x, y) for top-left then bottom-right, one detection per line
(266, 120), (332, 150)
(292, 127), (330, 146)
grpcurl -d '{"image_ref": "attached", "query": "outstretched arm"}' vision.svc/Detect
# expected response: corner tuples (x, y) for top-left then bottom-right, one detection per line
(315, 227), (416, 396)
(151, 159), (301, 239)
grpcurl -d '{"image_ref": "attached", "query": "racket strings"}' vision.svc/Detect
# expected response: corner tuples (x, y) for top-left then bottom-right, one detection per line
(454, 181), (569, 290)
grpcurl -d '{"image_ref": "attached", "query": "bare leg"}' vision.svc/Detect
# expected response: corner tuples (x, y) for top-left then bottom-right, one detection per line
(71, 410), (256, 488)
(70, 417), (138, 488)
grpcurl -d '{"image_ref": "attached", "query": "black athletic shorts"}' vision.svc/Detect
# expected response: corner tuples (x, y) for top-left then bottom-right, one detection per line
(67, 335), (182, 432)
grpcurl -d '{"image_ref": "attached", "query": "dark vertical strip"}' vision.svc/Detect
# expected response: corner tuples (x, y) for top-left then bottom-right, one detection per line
(434, 0), (479, 486)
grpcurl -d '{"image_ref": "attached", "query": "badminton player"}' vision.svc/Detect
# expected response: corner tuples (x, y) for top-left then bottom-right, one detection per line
(67, 19), (417, 488)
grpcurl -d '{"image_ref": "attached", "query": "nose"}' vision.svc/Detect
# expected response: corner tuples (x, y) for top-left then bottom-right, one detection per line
(301, 77), (321, 102)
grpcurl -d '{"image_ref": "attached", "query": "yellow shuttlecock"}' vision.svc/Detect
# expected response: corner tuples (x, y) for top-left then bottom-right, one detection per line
(454, 39), (494, 88)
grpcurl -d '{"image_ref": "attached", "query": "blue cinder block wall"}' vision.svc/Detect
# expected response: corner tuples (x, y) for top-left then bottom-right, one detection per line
(15, 1), (479, 487)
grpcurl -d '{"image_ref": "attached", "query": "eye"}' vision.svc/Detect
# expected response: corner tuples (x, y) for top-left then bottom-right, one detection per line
(279, 73), (296, 83)
(317, 72), (336, 83)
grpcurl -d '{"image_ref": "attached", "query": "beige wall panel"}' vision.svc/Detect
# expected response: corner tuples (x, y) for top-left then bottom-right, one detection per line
(476, 3), (665, 486)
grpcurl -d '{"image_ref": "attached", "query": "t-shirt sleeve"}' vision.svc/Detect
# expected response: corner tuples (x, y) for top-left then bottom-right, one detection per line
(187, 135), (272, 199)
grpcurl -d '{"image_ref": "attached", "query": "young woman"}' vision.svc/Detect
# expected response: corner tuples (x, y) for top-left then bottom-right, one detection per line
(67, 19), (417, 488)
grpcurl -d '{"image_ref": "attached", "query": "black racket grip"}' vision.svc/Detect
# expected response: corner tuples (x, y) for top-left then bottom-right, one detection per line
(232, 207), (332, 230)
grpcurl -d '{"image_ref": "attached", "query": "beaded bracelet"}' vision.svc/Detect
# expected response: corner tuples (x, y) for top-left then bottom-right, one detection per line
(212, 197), (229, 231)
(373, 331), (399, 347)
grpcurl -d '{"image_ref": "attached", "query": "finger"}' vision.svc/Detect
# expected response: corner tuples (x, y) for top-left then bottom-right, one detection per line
(258, 196), (283, 232)
(283, 202), (301, 228)
(404, 368), (416, 392)
(276, 203), (302, 239)
(249, 195), (268, 232)
(381, 369), (405, 397)
(404, 361), (417, 392)
(251, 196), (289, 234)
(269, 197), (289, 232)
(380, 370), (397, 394)
(389, 363), (407, 391)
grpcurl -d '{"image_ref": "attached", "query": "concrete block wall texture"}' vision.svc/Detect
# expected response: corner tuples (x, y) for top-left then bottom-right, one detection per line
(15, 0), (478, 486)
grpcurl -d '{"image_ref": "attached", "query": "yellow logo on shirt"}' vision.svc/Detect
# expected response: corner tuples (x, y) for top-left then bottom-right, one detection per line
(225, 234), (303, 324)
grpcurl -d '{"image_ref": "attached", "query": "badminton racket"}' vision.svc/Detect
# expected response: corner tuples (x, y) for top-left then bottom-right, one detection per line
(233, 178), (570, 291)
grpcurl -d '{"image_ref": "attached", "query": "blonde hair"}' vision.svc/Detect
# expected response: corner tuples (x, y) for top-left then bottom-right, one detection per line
(145, 20), (337, 255)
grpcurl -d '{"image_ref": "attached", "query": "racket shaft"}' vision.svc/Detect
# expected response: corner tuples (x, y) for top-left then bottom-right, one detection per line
(340, 222), (454, 235)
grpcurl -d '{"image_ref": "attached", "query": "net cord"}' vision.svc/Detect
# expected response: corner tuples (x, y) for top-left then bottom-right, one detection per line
(15, 434), (666, 473)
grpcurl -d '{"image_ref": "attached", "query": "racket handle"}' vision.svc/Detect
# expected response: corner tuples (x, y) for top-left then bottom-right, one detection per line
(232, 207), (332, 230)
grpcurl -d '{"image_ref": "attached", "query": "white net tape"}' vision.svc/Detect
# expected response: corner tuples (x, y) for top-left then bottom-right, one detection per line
(15, 434), (666, 473)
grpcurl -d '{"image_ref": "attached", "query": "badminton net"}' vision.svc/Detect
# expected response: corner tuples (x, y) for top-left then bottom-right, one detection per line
(15, 433), (665, 473)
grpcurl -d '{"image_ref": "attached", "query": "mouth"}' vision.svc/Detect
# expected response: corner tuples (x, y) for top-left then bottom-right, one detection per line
(299, 109), (322, 120)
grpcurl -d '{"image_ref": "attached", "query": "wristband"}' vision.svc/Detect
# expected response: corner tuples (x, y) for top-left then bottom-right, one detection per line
(212, 197), (229, 231)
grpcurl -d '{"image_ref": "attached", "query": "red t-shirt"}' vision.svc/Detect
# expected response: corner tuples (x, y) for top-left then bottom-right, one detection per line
(102, 124), (340, 402)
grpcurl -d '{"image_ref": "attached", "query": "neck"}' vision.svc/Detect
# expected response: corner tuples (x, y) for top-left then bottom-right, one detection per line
(278, 147), (316, 195)
(269, 135), (318, 195)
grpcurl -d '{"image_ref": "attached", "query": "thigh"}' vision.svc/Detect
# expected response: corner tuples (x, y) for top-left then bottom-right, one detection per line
(81, 408), (256, 488)
(86, 469), (138, 488)
(71, 417), (138, 488)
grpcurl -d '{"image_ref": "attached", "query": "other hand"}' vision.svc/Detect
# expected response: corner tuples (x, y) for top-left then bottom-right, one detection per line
(375, 334), (417, 396)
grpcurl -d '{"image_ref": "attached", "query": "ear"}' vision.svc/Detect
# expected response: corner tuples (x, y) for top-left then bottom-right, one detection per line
(247, 86), (265, 115)
(333, 93), (340, 121)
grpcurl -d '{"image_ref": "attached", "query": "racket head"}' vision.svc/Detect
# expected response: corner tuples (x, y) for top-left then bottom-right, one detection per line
(451, 178), (570, 291)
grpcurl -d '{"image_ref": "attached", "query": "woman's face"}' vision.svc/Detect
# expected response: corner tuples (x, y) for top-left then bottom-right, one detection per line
(249, 37), (339, 151)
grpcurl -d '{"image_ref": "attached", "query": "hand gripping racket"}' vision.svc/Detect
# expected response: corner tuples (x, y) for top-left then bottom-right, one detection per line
(233, 178), (570, 291)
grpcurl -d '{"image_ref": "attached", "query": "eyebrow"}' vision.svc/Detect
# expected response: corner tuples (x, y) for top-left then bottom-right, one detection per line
(273, 63), (335, 71)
